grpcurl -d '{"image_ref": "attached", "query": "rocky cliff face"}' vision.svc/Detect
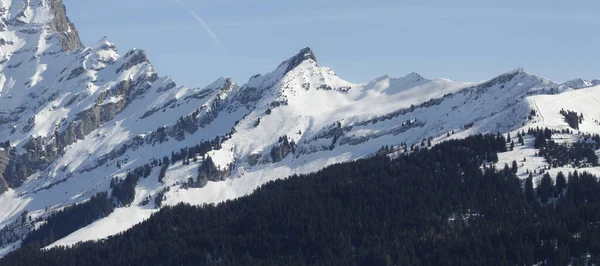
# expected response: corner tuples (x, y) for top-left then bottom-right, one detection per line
(48, 0), (83, 51)
(0, 145), (10, 192)
(0, 0), (184, 190)
(0, 0), (82, 51)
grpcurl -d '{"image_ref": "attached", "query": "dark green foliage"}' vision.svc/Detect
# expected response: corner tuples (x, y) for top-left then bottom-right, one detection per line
(537, 173), (554, 204)
(535, 130), (548, 148)
(198, 156), (217, 179)
(555, 171), (567, 197)
(525, 175), (535, 204)
(518, 133), (524, 145)
(111, 172), (140, 206)
(169, 137), (223, 165)
(528, 127), (598, 168)
(540, 141), (598, 168)
(21, 192), (114, 248)
(560, 109), (582, 130)
(154, 187), (169, 208)
(5, 134), (600, 265)
(130, 164), (152, 179)
(158, 157), (169, 184)
(193, 155), (231, 187)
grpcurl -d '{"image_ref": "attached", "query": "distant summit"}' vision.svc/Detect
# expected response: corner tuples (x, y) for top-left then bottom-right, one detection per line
(564, 78), (600, 89)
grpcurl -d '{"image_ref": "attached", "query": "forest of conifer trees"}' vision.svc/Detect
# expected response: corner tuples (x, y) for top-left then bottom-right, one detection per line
(3, 134), (600, 265)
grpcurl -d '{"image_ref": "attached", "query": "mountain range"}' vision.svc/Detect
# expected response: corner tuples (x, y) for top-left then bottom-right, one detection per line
(0, 0), (599, 256)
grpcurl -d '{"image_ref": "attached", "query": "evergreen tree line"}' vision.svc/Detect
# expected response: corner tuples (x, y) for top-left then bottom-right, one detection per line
(169, 136), (223, 166)
(559, 109), (583, 130)
(9, 134), (600, 265)
(20, 192), (114, 248)
(9, 124), (237, 256)
(528, 127), (599, 168)
(540, 141), (599, 168)
(110, 171), (141, 206)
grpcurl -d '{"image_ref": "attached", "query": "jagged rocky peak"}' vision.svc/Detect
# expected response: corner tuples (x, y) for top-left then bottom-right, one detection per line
(48, 0), (83, 51)
(92, 36), (117, 51)
(221, 77), (236, 91)
(476, 67), (526, 90)
(118, 48), (151, 73)
(401, 72), (428, 83)
(564, 78), (600, 89)
(202, 77), (237, 94)
(280, 47), (317, 74)
(0, 0), (82, 51)
(85, 37), (119, 70)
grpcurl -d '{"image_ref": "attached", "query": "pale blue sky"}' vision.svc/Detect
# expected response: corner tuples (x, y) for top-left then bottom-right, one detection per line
(64, 0), (599, 88)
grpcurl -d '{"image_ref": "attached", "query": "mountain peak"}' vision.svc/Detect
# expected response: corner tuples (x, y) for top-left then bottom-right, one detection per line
(92, 36), (115, 50)
(48, 0), (83, 51)
(279, 47), (317, 74)
(564, 78), (600, 89)
(403, 72), (426, 82)
(0, 0), (82, 51)
(504, 67), (525, 76)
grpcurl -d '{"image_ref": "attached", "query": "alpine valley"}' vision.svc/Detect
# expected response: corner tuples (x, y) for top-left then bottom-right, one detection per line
(1, 0), (600, 264)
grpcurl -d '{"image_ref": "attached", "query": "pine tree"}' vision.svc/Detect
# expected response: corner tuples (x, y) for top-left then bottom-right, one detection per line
(534, 131), (547, 149)
(525, 175), (535, 204)
(518, 134), (524, 145)
(555, 171), (566, 197)
(538, 173), (554, 204)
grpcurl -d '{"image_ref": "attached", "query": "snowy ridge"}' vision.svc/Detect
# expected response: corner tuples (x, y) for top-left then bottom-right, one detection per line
(0, 1), (599, 256)
(564, 78), (600, 89)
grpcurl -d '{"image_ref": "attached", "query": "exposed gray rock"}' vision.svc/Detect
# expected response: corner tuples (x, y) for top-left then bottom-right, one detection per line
(246, 153), (261, 166)
(197, 156), (231, 185)
(21, 116), (35, 133)
(281, 47), (317, 74)
(270, 136), (295, 163)
(1, 74), (157, 188)
(67, 66), (85, 80)
(0, 146), (11, 192)
(157, 81), (177, 93)
(48, 0), (83, 52)
(117, 49), (150, 73)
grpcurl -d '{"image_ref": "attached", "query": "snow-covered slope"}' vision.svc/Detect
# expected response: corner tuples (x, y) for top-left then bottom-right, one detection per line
(0, 0), (242, 254)
(0, 0), (599, 256)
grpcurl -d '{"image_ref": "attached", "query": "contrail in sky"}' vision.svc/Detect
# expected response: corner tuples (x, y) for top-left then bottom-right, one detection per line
(175, 0), (227, 51)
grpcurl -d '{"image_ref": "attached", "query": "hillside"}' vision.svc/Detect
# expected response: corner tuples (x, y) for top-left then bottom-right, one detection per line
(2, 134), (600, 265)
(0, 0), (600, 257)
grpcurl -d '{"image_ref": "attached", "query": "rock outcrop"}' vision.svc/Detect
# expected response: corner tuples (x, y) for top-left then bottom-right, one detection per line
(0, 145), (10, 192)
(48, 0), (83, 51)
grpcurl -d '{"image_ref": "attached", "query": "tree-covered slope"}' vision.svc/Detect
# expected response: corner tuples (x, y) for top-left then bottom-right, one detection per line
(3, 134), (600, 265)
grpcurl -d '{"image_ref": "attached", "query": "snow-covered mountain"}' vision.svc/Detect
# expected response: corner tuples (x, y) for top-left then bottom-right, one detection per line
(564, 78), (600, 89)
(0, 0), (599, 256)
